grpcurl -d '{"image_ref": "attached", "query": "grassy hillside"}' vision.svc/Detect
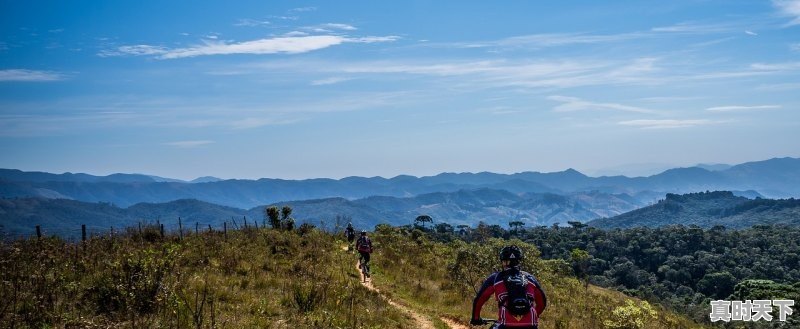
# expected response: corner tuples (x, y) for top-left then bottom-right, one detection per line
(0, 227), (410, 328)
(0, 224), (704, 328)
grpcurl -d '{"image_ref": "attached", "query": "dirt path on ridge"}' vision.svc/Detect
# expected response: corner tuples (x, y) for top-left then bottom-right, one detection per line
(355, 261), (470, 329)
(356, 261), (437, 329)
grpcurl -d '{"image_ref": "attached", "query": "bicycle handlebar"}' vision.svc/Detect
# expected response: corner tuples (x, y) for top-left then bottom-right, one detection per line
(474, 318), (497, 326)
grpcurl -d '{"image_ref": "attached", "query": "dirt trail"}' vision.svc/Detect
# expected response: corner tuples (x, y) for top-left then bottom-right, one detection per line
(350, 247), (471, 329)
(357, 262), (438, 329)
(440, 316), (470, 329)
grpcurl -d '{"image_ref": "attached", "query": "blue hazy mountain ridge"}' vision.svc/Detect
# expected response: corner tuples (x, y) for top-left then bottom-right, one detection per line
(1, 189), (644, 238)
(694, 163), (733, 171)
(0, 169), (163, 183)
(0, 157), (798, 209)
(190, 176), (223, 183)
(588, 191), (800, 229)
(0, 198), (250, 239)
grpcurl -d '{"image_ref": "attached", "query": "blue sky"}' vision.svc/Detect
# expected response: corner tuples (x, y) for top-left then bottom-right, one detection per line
(1, 1), (799, 180)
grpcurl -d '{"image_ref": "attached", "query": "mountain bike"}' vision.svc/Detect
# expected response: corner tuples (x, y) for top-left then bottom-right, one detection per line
(473, 318), (498, 328)
(358, 254), (370, 281)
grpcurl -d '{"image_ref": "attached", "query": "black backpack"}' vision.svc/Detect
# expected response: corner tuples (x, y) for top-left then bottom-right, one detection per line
(503, 272), (532, 316)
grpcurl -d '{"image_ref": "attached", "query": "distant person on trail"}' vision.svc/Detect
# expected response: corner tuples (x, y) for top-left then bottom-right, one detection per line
(345, 222), (356, 251)
(471, 245), (547, 329)
(356, 230), (373, 278)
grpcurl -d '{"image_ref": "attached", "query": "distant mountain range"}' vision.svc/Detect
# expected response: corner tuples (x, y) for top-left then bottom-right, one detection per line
(4, 189), (798, 239)
(588, 191), (800, 229)
(1, 157), (798, 210)
(2, 157), (799, 237)
(0, 188), (644, 238)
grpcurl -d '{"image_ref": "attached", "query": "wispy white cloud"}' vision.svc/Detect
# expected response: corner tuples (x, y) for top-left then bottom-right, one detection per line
(548, 95), (660, 114)
(478, 106), (523, 115)
(284, 31), (309, 37)
(246, 56), (670, 91)
(756, 82), (800, 91)
(235, 18), (270, 27)
(271, 15), (299, 21)
(706, 105), (781, 112)
(773, 0), (800, 26)
(0, 90), (414, 137)
(685, 61), (800, 80)
(745, 30), (758, 36)
(0, 69), (65, 82)
(637, 96), (703, 102)
(618, 119), (716, 129)
(790, 43), (800, 52)
(290, 6), (316, 12)
(311, 77), (353, 85)
(750, 61), (800, 71)
(313, 23), (357, 31)
(164, 140), (214, 148)
(98, 45), (168, 57)
(0, 111), (142, 137)
(651, 22), (738, 34)
(103, 35), (399, 59)
(453, 32), (645, 49)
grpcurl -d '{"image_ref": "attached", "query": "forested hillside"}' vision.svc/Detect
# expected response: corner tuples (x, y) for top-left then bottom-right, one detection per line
(590, 191), (800, 228)
(433, 222), (800, 325)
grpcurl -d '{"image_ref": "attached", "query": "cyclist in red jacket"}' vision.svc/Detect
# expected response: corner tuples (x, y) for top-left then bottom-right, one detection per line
(471, 245), (547, 328)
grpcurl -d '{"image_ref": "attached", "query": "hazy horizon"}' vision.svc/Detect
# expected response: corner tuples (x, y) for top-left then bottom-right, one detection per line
(3, 155), (797, 181)
(2, 1), (799, 180)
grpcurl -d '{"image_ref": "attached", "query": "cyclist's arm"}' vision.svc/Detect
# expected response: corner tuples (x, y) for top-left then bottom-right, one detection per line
(526, 274), (547, 315)
(471, 273), (497, 321)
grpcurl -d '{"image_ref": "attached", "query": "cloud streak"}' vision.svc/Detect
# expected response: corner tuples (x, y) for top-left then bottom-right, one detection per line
(706, 105), (781, 112)
(235, 18), (270, 27)
(102, 35), (399, 59)
(548, 95), (660, 114)
(651, 22), (739, 34)
(618, 119), (716, 129)
(0, 69), (65, 82)
(311, 77), (353, 85)
(320, 57), (662, 89)
(750, 61), (800, 71)
(773, 0), (800, 26)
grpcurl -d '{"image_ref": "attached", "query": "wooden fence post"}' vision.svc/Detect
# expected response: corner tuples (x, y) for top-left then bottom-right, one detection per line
(36, 225), (41, 239)
(196, 222), (199, 235)
(160, 224), (165, 238)
(82, 224), (87, 242)
(244, 217), (248, 229)
(208, 224), (212, 233)
(224, 222), (227, 240)
(178, 217), (183, 240)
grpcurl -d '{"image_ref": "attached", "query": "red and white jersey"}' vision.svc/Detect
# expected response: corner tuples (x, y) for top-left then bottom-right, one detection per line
(471, 268), (547, 328)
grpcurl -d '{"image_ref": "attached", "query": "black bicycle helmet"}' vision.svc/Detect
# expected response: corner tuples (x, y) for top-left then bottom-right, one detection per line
(361, 230), (367, 236)
(500, 245), (523, 265)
